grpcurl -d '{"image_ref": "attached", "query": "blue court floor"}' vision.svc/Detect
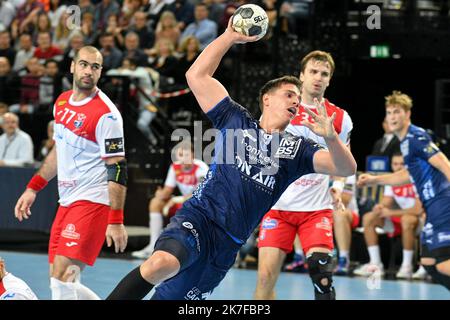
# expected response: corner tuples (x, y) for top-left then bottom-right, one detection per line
(1, 250), (448, 300)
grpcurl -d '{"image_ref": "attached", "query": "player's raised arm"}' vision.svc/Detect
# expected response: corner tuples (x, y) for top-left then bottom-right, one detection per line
(357, 168), (411, 187)
(186, 19), (258, 114)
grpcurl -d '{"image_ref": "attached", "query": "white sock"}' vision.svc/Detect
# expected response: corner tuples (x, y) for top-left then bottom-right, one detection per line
(401, 250), (414, 268)
(50, 277), (78, 300)
(149, 212), (163, 252)
(294, 248), (304, 257)
(339, 250), (349, 259)
(50, 277), (101, 300)
(367, 245), (381, 265)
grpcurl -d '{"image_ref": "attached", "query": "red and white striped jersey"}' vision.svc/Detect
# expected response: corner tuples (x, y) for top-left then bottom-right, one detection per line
(0, 273), (38, 300)
(272, 99), (353, 211)
(53, 88), (125, 206)
(384, 184), (417, 209)
(164, 159), (209, 196)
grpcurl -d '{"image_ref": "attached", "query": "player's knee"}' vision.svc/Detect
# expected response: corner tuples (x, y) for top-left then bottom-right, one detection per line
(149, 197), (165, 212)
(436, 261), (450, 276)
(401, 215), (417, 230)
(307, 252), (335, 300)
(52, 265), (81, 282)
(140, 251), (180, 284)
(257, 267), (277, 288)
(362, 212), (375, 226)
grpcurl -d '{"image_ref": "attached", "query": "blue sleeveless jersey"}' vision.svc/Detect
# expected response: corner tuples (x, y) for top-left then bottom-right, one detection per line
(182, 96), (322, 243)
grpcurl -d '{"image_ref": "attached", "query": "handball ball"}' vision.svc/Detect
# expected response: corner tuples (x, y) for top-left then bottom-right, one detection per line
(231, 4), (269, 40)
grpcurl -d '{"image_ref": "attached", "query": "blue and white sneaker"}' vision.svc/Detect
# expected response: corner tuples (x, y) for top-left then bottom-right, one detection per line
(284, 253), (307, 273)
(334, 257), (349, 276)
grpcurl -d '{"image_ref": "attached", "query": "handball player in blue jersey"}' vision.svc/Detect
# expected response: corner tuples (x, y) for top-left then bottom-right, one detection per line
(107, 20), (356, 300)
(358, 91), (450, 291)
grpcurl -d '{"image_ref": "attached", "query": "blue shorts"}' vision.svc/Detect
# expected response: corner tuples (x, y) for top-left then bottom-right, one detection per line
(151, 209), (241, 300)
(421, 192), (450, 252)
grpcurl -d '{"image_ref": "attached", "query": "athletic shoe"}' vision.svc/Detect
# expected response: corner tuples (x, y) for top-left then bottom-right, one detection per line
(396, 265), (413, 279)
(284, 254), (307, 273)
(131, 244), (153, 259)
(353, 263), (385, 277)
(334, 257), (349, 276)
(412, 266), (430, 280)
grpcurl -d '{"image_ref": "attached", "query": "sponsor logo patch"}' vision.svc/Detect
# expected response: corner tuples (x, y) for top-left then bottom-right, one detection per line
(274, 137), (301, 159)
(262, 217), (278, 230)
(61, 224), (80, 240)
(105, 138), (124, 154)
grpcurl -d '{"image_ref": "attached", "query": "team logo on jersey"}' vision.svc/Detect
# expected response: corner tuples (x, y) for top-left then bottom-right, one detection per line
(438, 232), (450, 243)
(274, 137), (301, 159)
(424, 142), (439, 155)
(61, 224), (80, 240)
(57, 100), (67, 106)
(182, 222), (193, 229)
(105, 138), (124, 154)
(423, 223), (434, 237)
(74, 113), (86, 128)
(262, 217), (278, 229)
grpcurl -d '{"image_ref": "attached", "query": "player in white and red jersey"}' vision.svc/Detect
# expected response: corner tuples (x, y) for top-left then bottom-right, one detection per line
(0, 257), (38, 300)
(354, 153), (423, 279)
(254, 51), (353, 300)
(14, 46), (128, 300)
(132, 141), (209, 259)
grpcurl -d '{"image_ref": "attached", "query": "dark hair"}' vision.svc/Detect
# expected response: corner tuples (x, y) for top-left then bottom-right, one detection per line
(258, 76), (301, 112)
(392, 151), (403, 158)
(44, 59), (58, 67)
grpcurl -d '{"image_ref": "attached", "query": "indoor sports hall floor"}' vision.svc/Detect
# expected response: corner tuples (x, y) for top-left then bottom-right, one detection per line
(1, 250), (448, 300)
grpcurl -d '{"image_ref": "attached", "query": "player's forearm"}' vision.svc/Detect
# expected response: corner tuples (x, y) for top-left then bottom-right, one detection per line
(324, 136), (357, 177)
(108, 182), (127, 210)
(186, 32), (234, 81)
(36, 146), (57, 181)
(373, 168), (411, 186)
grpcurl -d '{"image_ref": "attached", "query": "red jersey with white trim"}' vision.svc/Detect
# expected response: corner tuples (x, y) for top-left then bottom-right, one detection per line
(272, 99), (353, 211)
(164, 159), (209, 196)
(383, 184), (417, 209)
(0, 273), (38, 300)
(53, 88), (125, 206)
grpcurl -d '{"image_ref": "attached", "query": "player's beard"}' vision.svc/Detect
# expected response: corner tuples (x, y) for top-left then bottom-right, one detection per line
(75, 75), (96, 91)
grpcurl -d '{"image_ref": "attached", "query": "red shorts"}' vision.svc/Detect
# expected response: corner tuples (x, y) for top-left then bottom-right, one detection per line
(48, 200), (109, 266)
(257, 209), (334, 255)
(351, 211), (360, 229)
(388, 216), (402, 238)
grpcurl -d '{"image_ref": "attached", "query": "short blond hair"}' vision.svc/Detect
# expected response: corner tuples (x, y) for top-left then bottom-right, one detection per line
(385, 90), (413, 111)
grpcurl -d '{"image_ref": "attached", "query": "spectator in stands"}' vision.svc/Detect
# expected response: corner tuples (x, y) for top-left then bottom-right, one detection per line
(80, 11), (98, 45)
(167, 0), (195, 31)
(131, 141), (209, 259)
(99, 32), (123, 72)
(48, 0), (67, 29)
(0, 57), (16, 105)
(204, 0), (225, 25)
(120, 0), (144, 27)
(32, 12), (53, 45)
(180, 2), (217, 50)
(36, 120), (54, 162)
(13, 33), (35, 72)
(60, 32), (85, 74)
(331, 175), (360, 276)
(78, 0), (95, 17)
(353, 153), (424, 279)
(371, 117), (401, 164)
(127, 11), (155, 50)
(219, 0), (247, 34)
(0, 30), (16, 66)
(10, 57), (44, 114)
(34, 31), (63, 63)
(145, 0), (171, 30)
(105, 14), (125, 48)
(147, 37), (178, 92)
(53, 11), (75, 51)
(107, 57), (158, 145)
(93, 0), (120, 31)
(155, 10), (181, 48)
(0, 0), (17, 31)
(39, 59), (62, 112)
(0, 112), (34, 167)
(122, 31), (148, 66)
(14, 0), (44, 36)
(0, 102), (8, 134)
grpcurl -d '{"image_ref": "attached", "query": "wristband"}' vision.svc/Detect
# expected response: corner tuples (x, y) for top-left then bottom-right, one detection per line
(331, 180), (345, 193)
(27, 175), (48, 192)
(108, 209), (124, 224)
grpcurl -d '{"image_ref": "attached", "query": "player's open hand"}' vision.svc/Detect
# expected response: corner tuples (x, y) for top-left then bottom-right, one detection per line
(14, 189), (36, 222)
(330, 187), (345, 211)
(301, 98), (337, 140)
(226, 17), (259, 44)
(106, 224), (128, 253)
(357, 173), (377, 187)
